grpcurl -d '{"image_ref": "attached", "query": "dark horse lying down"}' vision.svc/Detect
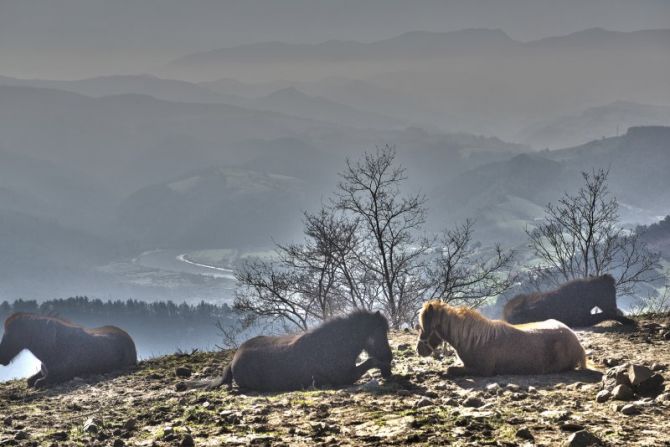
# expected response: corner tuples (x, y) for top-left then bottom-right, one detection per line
(212, 310), (393, 391)
(0, 313), (137, 388)
(503, 274), (635, 327)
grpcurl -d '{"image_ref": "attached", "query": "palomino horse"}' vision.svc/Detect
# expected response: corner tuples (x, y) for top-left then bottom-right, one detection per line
(0, 313), (137, 388)
(416, 301), (586, 376)
(211, 310), (393, 391)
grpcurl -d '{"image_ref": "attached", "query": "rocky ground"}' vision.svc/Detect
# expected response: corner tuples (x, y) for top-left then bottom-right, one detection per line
(1, 315), (669, 447)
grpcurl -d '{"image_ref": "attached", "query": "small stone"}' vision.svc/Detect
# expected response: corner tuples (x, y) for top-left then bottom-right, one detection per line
(565, 430), (602, 447)
(83, 418), (100, 434)
(505, 383), (520, 392)
(462, 396), (484, 408)
(176, 366), (192, 378)
(124, 419), (137, 431)
(180, 434), (195, 447)
(628, 364), (653, 386)
(612, 384), (634, 401)
(49, 432), (68, 441)
(396, 343), (411, 351)
(360, 379), (379, 391)
(2, 417), (11, 427)
(485, 383), (501, 393)
(527, 386), (538, 394)
(113, 439), (125, 447)
(13, 431), (28, 441)
(620, 404), (640, 415)
(595, 389), (611, 403)
(560, 422), (585, 432)
(663, 331), (670, 340)
(414, 397), (434, 408)
(175, 381), (188, 392)
(163, 426), (174, 437)
(516, 428), (534, 441)
(654, 392), (670, 403)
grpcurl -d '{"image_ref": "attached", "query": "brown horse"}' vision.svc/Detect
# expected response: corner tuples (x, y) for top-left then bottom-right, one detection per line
(416, 301), (587, 376)
(0, 313), (137, 388)
(210, 310), (393, 391)
(503, 274), (635, 327)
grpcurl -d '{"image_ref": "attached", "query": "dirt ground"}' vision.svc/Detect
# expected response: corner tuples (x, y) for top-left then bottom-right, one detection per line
(0, 316), (669, 447)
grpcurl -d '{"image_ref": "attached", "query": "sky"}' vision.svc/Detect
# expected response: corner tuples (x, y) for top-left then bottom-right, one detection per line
(1, 0), (669, 79)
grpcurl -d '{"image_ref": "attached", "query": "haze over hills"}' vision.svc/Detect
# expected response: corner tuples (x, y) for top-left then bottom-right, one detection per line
(517, 101), (670, 149)
(157, 28), (670, 139)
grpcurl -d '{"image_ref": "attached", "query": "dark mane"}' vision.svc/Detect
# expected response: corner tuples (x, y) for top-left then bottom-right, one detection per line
(309, 309), (389, 335)
(4, 312), (79, 330)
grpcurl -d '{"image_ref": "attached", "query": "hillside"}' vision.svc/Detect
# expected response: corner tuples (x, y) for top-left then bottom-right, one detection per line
(1, 317), (668, 446)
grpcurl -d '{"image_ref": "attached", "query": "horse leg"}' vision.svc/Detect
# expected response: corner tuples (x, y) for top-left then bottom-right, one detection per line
(446, 365), (486, 377)
(354, 358), (391, 380)
(26, 370), (44, 388)
(33, 367), (74, 389)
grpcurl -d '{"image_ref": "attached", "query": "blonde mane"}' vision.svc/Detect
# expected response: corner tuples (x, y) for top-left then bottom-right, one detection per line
(424, 301), (516, 349)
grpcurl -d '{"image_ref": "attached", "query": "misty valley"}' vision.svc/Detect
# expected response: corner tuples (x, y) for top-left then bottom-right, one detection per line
(1, 3), (670, 445)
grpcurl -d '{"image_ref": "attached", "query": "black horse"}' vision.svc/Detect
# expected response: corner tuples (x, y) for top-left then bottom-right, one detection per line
(212, 310), (393, 391)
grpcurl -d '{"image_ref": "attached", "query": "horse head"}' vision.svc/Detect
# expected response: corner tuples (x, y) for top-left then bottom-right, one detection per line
(416, 302), (444, 357)
(363, 311), (393, 368)
(0, 314), (28, 366)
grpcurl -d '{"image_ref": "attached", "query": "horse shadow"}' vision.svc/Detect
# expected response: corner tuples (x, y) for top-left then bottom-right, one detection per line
(443, 368), (603, 393)
(0, 366), (138, 403)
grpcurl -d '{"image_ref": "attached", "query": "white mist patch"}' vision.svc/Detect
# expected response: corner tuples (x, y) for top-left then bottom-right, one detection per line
(0, 350), (41, 383)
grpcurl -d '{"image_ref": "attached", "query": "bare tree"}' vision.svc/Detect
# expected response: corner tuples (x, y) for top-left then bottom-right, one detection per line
(527, 168), (660, 296)
(425, 219), (516, 308)
(334, 145), (428, 328)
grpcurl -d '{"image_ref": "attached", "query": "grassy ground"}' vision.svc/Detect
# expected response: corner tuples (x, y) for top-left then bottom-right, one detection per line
(0, 316), (669, 446)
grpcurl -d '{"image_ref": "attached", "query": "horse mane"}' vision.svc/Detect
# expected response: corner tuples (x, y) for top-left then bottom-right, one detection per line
(310, 309), (389, 335)
(4, 312), (80, 330)
(424, 301), (516, 348)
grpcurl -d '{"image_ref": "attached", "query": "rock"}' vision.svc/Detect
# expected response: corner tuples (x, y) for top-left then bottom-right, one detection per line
(565, 430), (603, 447)
(124, 419), (137, 431)
(49, 432), (68, 441)
(13, 431), (28, 441)
(604, 358), (621, 367)
(181, 434), (195, 447)
(515, 428), (534, 441)
(527, 386), (538, 394)
(2, 417), (11, 427)
(636, 373), (665, 397)
(414, 397), (434, 408)
(176, 366), (192, 378)
(595, 389), (611, 403)
(175, 381), (188, 392)
(560, 423), (585, 432)
(113, 439), (125, 447)
(620, 404), (640, 415)
(654, 392), (670, 403)
(163, 426), (174, 437)
(663, 331), (670, 340)
(462, 396), (484, 408)
(611, 384), (634, 401)
(613, 367), (632, 387)
(360, 379), (379, 391)
(628, 364), (653, 386)
(485, 383), (501, 393)
(396, 343), (411, 351)
(505, 383), (520, 392)
(83, 418), (101, 434)
(651, 363), (665, 372)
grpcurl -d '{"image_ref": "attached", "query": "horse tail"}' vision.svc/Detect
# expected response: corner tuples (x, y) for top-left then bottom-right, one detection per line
(205, 364), (234, 390)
